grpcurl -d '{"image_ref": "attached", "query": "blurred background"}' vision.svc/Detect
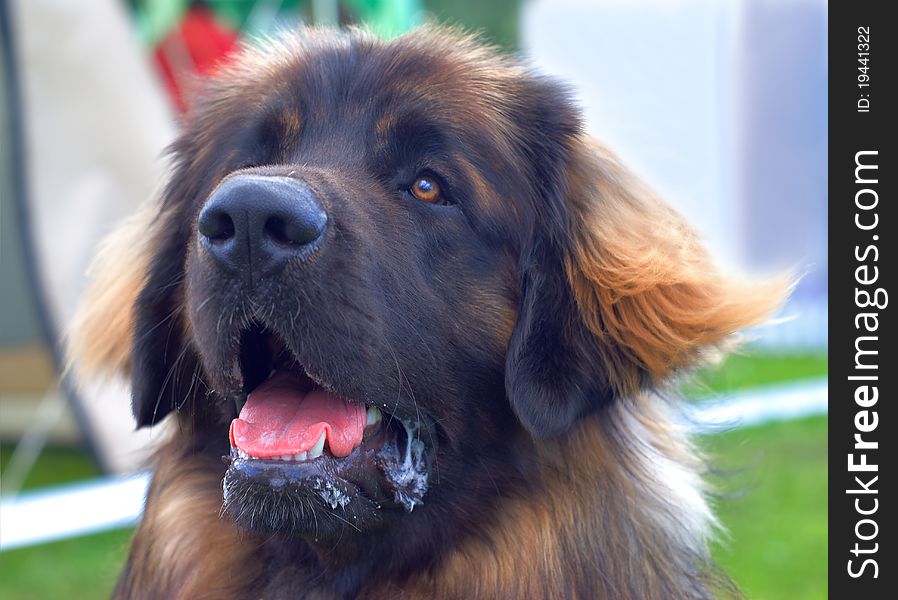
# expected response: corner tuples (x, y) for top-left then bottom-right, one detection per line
(1, 1), (826, 598)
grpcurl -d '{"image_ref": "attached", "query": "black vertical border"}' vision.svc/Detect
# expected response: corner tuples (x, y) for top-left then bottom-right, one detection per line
(829, 3), (896, 597)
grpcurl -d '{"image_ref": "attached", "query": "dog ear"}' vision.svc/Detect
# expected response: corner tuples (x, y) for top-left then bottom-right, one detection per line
(127, 214), (196, 428)
(506, 138), (788, 438)
(505, 234), (617, 438)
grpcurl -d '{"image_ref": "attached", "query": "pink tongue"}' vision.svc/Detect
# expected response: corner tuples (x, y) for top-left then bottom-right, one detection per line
(229, 371), (366, 458)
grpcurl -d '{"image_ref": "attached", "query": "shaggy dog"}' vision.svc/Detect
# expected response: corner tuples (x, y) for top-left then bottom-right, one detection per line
(71, 26), (783, 599)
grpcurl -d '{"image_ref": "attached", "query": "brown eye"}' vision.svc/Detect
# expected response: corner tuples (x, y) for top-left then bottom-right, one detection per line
(410, 175), (442, 203)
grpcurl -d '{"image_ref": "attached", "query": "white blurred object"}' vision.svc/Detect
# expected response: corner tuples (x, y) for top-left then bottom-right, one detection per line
(522, 0), (828, 322)
(11, 0), (178, 471)
(747, 298), (828, 350)
(522, 0), (742, 266)
(0, 472), (150, 551)
(691, 377), (827, 429)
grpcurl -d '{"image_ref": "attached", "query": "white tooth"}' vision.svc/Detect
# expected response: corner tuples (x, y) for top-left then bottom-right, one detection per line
(281, 454), (292, 461)
(366, 406), (382, 425)
(294, 452), (308, 461)
(308, 431), (326, 459)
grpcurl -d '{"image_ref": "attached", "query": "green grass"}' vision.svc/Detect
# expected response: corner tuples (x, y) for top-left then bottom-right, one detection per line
(0, 352), (827, 598)
(694, 351), (828, 599)
(0, 444), (102, 490)
(706, 416), (828, 600)
(1, 445), (129, 598)
(684, 351), (827, 397)
(0, 529), (132, 600)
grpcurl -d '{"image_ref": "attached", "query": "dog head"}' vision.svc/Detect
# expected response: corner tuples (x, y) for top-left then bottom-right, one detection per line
(71, 26), (782, 568)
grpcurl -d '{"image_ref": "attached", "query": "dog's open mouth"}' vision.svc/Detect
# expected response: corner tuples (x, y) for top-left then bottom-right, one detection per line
(229, 366), (382, 463)
(222, 324), (428, 535)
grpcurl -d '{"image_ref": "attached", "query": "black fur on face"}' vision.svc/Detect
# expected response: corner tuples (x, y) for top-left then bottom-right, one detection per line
(129, 29), (617, 579)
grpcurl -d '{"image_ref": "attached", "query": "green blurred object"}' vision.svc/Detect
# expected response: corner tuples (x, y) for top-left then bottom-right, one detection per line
(126, 0), (423, 43)
(126, 0), (185, 45)
(122, 0), (525, 57)
(685, 352), (828, 398)
(0, 529), (131, 600)
(422, 0), (522, 49)
(707, 416), (828, 600)
(346, 0), (422, 37)
(0, 444), (101, 491)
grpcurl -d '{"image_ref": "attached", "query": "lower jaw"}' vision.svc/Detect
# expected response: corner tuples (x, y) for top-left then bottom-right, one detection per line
(222, 454), (385, 539)
(222, 418), (430, 537)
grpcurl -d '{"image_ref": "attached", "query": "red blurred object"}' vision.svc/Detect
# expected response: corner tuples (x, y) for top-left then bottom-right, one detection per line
(153, 5), (240, 114)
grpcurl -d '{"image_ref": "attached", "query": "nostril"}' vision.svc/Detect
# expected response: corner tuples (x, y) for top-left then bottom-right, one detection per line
(264, 214), (325, 246)
(264, 216), (291, 245)
(199, 209), (236, 241)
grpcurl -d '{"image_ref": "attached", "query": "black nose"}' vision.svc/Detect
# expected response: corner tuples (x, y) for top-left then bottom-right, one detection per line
(198, 175), (327, 278)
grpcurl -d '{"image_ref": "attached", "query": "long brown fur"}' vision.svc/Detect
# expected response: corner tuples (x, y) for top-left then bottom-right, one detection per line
(115, 438), (261, 600)
(67, 205), (158, 377)
(564, 140), (786, 398)
(70, 26), (786, 600)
